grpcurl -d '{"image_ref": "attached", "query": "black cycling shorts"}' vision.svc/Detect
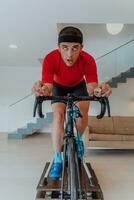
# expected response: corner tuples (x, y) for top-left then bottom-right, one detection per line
(51, 80), (89, 104)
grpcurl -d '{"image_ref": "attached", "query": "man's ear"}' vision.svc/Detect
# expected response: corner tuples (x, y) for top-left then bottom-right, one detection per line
(81, 44), (83, 50)
(58, 44), (61, 52)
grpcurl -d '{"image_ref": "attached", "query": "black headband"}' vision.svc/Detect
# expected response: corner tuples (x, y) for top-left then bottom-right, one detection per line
(58, 35), (83, 44)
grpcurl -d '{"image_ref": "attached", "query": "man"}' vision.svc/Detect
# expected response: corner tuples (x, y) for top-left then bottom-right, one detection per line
(32, 26), (111, 178)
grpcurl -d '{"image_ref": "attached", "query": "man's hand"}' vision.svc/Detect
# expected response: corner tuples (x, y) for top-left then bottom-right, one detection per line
(32, 80), (52, 96)
(94, 82), (112, 97)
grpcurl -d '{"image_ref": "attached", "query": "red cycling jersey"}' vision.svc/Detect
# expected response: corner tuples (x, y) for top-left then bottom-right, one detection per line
(42, 49), (98, 87)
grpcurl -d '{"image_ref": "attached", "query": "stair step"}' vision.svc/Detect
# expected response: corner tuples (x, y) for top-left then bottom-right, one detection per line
(8, 112), (53, 140)
(130, 67), (134, 72)
(17, 127), (32, 135)
(8, 133), (27, 139)
(126, 73), (134, 78)
(36, 118), (52, 124)
(108, 67), (134, 88)
(45, 112), (53, 123)
(8, 128), (38, 139)
(113, 76), (126, 82)
(27, 122), (41, 129)
(109, 82), (117, 88)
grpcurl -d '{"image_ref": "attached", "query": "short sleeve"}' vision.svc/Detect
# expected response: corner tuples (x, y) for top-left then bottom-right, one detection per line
(84, 56), (98, 84)
(42, 55), (54, 83)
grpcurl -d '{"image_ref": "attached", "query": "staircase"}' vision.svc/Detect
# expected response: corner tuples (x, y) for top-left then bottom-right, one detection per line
(107, 67), (134, 88)
(8, 112), (53, 139)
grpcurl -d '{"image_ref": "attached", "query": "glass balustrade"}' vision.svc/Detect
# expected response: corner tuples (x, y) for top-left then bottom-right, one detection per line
(96, 39), (134, 82)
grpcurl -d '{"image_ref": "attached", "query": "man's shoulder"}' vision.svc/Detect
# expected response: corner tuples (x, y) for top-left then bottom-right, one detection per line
(80, 51), (95, 61)
(42, 49), (60, 69)
(45, 49), (60, 60)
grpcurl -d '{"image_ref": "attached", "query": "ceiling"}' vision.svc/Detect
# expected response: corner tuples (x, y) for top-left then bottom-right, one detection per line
(0, 0), (134, 67)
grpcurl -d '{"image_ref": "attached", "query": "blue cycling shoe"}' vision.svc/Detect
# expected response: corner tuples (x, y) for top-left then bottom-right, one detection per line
(49, 162), (62, 178)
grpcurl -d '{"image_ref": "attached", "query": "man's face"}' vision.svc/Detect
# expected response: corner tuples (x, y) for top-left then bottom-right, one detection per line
(58, 42), (83, 67)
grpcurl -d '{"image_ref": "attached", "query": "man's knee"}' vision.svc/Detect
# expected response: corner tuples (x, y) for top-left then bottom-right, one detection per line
(76, 113), (88, 130)
(78, 112), (88, 121)
(52, 103), (66, 123)
(53, 111), (65, 123)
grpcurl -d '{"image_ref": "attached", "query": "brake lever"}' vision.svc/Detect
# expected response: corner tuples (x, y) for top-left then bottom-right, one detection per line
(97, 98), (106, 119)
(38, 102), (44, 118)
(104, 97), (111, 117)
(33, 97), (44, 118)
(33, 97), (38, 117)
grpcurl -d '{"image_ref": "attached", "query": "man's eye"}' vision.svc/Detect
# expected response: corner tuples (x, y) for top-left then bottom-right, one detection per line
(72, 47), (79, 51)
(63, 46), (68, 50)
(73, 48), (78, 51)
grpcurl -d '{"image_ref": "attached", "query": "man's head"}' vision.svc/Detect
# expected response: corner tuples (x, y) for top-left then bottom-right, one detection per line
(58, 26), (83, 67)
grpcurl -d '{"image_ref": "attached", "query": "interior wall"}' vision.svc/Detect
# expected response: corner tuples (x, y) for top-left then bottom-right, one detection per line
(0, 66), (51, 132)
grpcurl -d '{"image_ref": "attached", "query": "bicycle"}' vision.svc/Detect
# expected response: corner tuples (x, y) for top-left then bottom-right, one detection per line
(34, 94), (110, 200)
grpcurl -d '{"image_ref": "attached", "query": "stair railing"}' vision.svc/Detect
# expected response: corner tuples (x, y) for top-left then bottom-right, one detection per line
(95, 38), (134, 83)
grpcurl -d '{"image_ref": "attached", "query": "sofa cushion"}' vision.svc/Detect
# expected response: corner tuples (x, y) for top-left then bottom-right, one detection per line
(88, 116), (114, 134)
(89, 133), (134, 141)
(113, 116), (134, 135)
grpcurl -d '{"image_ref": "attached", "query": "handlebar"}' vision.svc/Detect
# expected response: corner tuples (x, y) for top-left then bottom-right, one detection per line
(33, 94), (111, 119)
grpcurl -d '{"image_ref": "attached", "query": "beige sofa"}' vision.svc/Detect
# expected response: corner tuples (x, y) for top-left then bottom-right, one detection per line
(84, 116), (134, 149)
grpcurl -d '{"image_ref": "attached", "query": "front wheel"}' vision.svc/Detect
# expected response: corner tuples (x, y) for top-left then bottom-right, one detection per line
(68, 137), (78, 200)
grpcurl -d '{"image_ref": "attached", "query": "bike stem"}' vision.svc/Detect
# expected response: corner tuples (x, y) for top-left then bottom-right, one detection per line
(65, 99), (75, 137)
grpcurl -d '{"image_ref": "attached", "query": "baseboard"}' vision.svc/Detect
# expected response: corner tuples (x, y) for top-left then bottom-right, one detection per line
(86, 140), (134, 149)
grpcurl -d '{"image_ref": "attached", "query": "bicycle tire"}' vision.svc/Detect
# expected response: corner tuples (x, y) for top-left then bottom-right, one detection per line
(68, 137), (78, 200)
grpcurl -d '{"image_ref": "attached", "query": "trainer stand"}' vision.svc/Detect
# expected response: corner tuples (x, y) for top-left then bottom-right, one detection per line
(35, 159), (104, 200)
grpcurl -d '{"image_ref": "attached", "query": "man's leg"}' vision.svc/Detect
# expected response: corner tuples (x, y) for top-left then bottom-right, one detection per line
(49, 102), (66, 178)
(52, 102), (66, 152)
(76, 101), (90, 134)
(75, 101), (90, 159)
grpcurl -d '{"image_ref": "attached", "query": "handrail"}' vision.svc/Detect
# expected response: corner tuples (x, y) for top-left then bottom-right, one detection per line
(9, 93), (33, 107)
(95, 38), (134, 61)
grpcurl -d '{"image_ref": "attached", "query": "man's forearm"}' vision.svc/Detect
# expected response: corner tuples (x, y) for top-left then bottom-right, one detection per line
(86, 82), (98, 95)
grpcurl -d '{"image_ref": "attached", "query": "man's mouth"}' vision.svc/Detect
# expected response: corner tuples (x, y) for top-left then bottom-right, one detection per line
(67, 58), (73, 63)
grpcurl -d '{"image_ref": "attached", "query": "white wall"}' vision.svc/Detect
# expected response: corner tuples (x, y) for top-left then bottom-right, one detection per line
(0, 66), (52, 132)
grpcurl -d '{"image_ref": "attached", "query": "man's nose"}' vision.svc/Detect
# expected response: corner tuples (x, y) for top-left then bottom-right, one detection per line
(67, 49), (73, 57)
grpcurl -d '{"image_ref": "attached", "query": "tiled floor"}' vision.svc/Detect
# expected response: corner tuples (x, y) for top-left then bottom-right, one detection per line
(0, 132), (134, 200)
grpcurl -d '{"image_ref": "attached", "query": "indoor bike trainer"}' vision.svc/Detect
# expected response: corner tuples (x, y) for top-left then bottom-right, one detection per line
(33, 95), (110, 200)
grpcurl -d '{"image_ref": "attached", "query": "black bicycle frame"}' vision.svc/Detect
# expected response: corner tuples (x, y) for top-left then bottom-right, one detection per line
(65, 98), (75, 136)
(61, 97), (82, 199)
